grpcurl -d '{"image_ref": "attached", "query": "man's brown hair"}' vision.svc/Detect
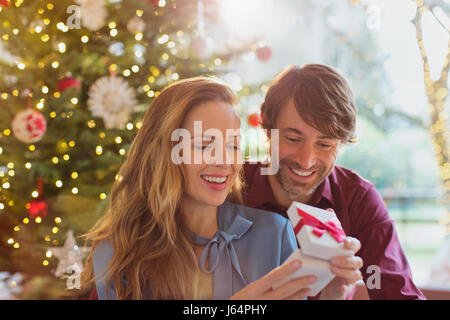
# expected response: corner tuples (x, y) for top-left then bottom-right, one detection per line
(260, 64), (358, 143)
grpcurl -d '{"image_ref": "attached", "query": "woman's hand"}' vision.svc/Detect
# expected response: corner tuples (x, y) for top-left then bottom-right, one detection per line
(230, 259), (317, 300)
(319, 236), (364, 300)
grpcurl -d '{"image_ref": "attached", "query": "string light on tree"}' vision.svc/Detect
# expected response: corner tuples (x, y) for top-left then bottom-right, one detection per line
(411, 0), (450, 233)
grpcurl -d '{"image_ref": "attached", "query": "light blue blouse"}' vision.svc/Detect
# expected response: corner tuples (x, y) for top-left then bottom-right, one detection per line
(93, 200), (298, 300)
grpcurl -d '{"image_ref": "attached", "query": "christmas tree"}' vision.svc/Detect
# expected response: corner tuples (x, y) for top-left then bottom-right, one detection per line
(0, 0), (253, 299)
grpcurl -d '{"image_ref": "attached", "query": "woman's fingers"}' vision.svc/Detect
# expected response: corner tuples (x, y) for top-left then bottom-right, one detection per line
(230, 260), (306, 300)
(285, 288), (312, 300)
(266, 274), (317, 300)
(255, 259), (303, 292)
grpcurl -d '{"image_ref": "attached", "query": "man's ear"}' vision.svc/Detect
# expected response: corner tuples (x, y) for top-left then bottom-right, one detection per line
(337, 140), (345, 155)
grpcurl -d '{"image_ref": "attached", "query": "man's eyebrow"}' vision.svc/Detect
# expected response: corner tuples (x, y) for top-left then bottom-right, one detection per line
(317, 134), (336, 140)
(280, 128), (304, 136)
(281, 128), (336, 140)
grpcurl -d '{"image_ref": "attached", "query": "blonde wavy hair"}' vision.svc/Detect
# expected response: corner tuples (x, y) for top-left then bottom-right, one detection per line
(81, 77), (243, 299)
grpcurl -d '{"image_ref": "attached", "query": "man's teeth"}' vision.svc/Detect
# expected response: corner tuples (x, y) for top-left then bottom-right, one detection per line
(292, 168), (313, 177)
(201, 176), (227, 184)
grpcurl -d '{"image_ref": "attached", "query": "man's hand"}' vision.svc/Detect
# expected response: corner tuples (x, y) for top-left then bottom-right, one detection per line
(320, 236), (363, 300)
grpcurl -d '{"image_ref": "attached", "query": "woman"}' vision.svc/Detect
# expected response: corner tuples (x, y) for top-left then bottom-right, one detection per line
(81, 77), (317, 300)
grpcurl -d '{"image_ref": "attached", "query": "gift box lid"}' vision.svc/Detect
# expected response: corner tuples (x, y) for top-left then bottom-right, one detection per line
(287, 201), (353, 261)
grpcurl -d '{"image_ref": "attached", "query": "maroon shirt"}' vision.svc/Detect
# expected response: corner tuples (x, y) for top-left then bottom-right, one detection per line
(242, 162), (426, 300)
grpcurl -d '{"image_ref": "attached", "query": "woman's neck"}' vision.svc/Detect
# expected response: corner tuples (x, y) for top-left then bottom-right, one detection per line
(181, 197), (219, 238)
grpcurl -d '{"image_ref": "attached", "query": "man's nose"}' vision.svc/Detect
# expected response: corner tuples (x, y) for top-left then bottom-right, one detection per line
(294, 143), (317, 169)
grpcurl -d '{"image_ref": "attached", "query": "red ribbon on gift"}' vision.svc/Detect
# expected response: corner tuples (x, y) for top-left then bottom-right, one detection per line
(293, 207), (346, 243)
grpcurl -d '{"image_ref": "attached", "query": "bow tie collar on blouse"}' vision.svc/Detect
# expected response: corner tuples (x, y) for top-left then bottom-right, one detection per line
(190, 201), (253, 299)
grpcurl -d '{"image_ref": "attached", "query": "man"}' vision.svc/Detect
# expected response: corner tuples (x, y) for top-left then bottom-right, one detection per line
(242, 64), (425, 300)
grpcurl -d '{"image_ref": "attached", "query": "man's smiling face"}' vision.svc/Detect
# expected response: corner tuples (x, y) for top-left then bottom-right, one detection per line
(273, 98), (341, 203)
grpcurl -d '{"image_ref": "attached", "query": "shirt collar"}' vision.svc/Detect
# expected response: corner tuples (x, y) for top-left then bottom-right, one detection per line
(309, 171), (335, 208)
(245, 163), (279, 210)
(191, 201), (253, 245)
(190, 201), (252, 299)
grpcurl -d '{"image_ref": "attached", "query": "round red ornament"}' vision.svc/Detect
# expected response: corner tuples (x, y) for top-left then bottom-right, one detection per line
(0, 0), (10, 8)
(58, 77), (81, 92)
(256, 46), (272, 62)
(247, 113), (261, 127)
(12, 109), (47, 144)
(27, 178), (48, 218)
(28, 199), (48, 218)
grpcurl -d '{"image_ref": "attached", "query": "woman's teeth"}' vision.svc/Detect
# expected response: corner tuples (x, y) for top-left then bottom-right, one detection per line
(201, 175), (227, 184)
(291, 168), (313, 177)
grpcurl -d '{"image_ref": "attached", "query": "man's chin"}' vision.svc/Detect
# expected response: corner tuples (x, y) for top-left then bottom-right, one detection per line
(279, 175), (321, 201)
(285, 185), (315, 199)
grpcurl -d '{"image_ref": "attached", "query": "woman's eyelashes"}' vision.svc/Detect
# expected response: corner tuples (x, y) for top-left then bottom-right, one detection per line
(194, 144), (210, 151)
(229, 145), (240, 150)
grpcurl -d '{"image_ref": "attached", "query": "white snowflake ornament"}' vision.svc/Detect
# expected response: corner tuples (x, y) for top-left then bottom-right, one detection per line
(87, 75), (137, 129)
(75, 0), (107, 31)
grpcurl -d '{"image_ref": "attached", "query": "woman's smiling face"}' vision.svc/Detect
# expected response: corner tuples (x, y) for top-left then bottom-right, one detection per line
(180, 100), (242, 208)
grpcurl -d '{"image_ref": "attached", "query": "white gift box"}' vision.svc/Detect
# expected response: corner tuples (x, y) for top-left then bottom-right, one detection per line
(286, 201), (353, 260)
(273, 249), (334, 297)
(274, 201), (353, 297)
